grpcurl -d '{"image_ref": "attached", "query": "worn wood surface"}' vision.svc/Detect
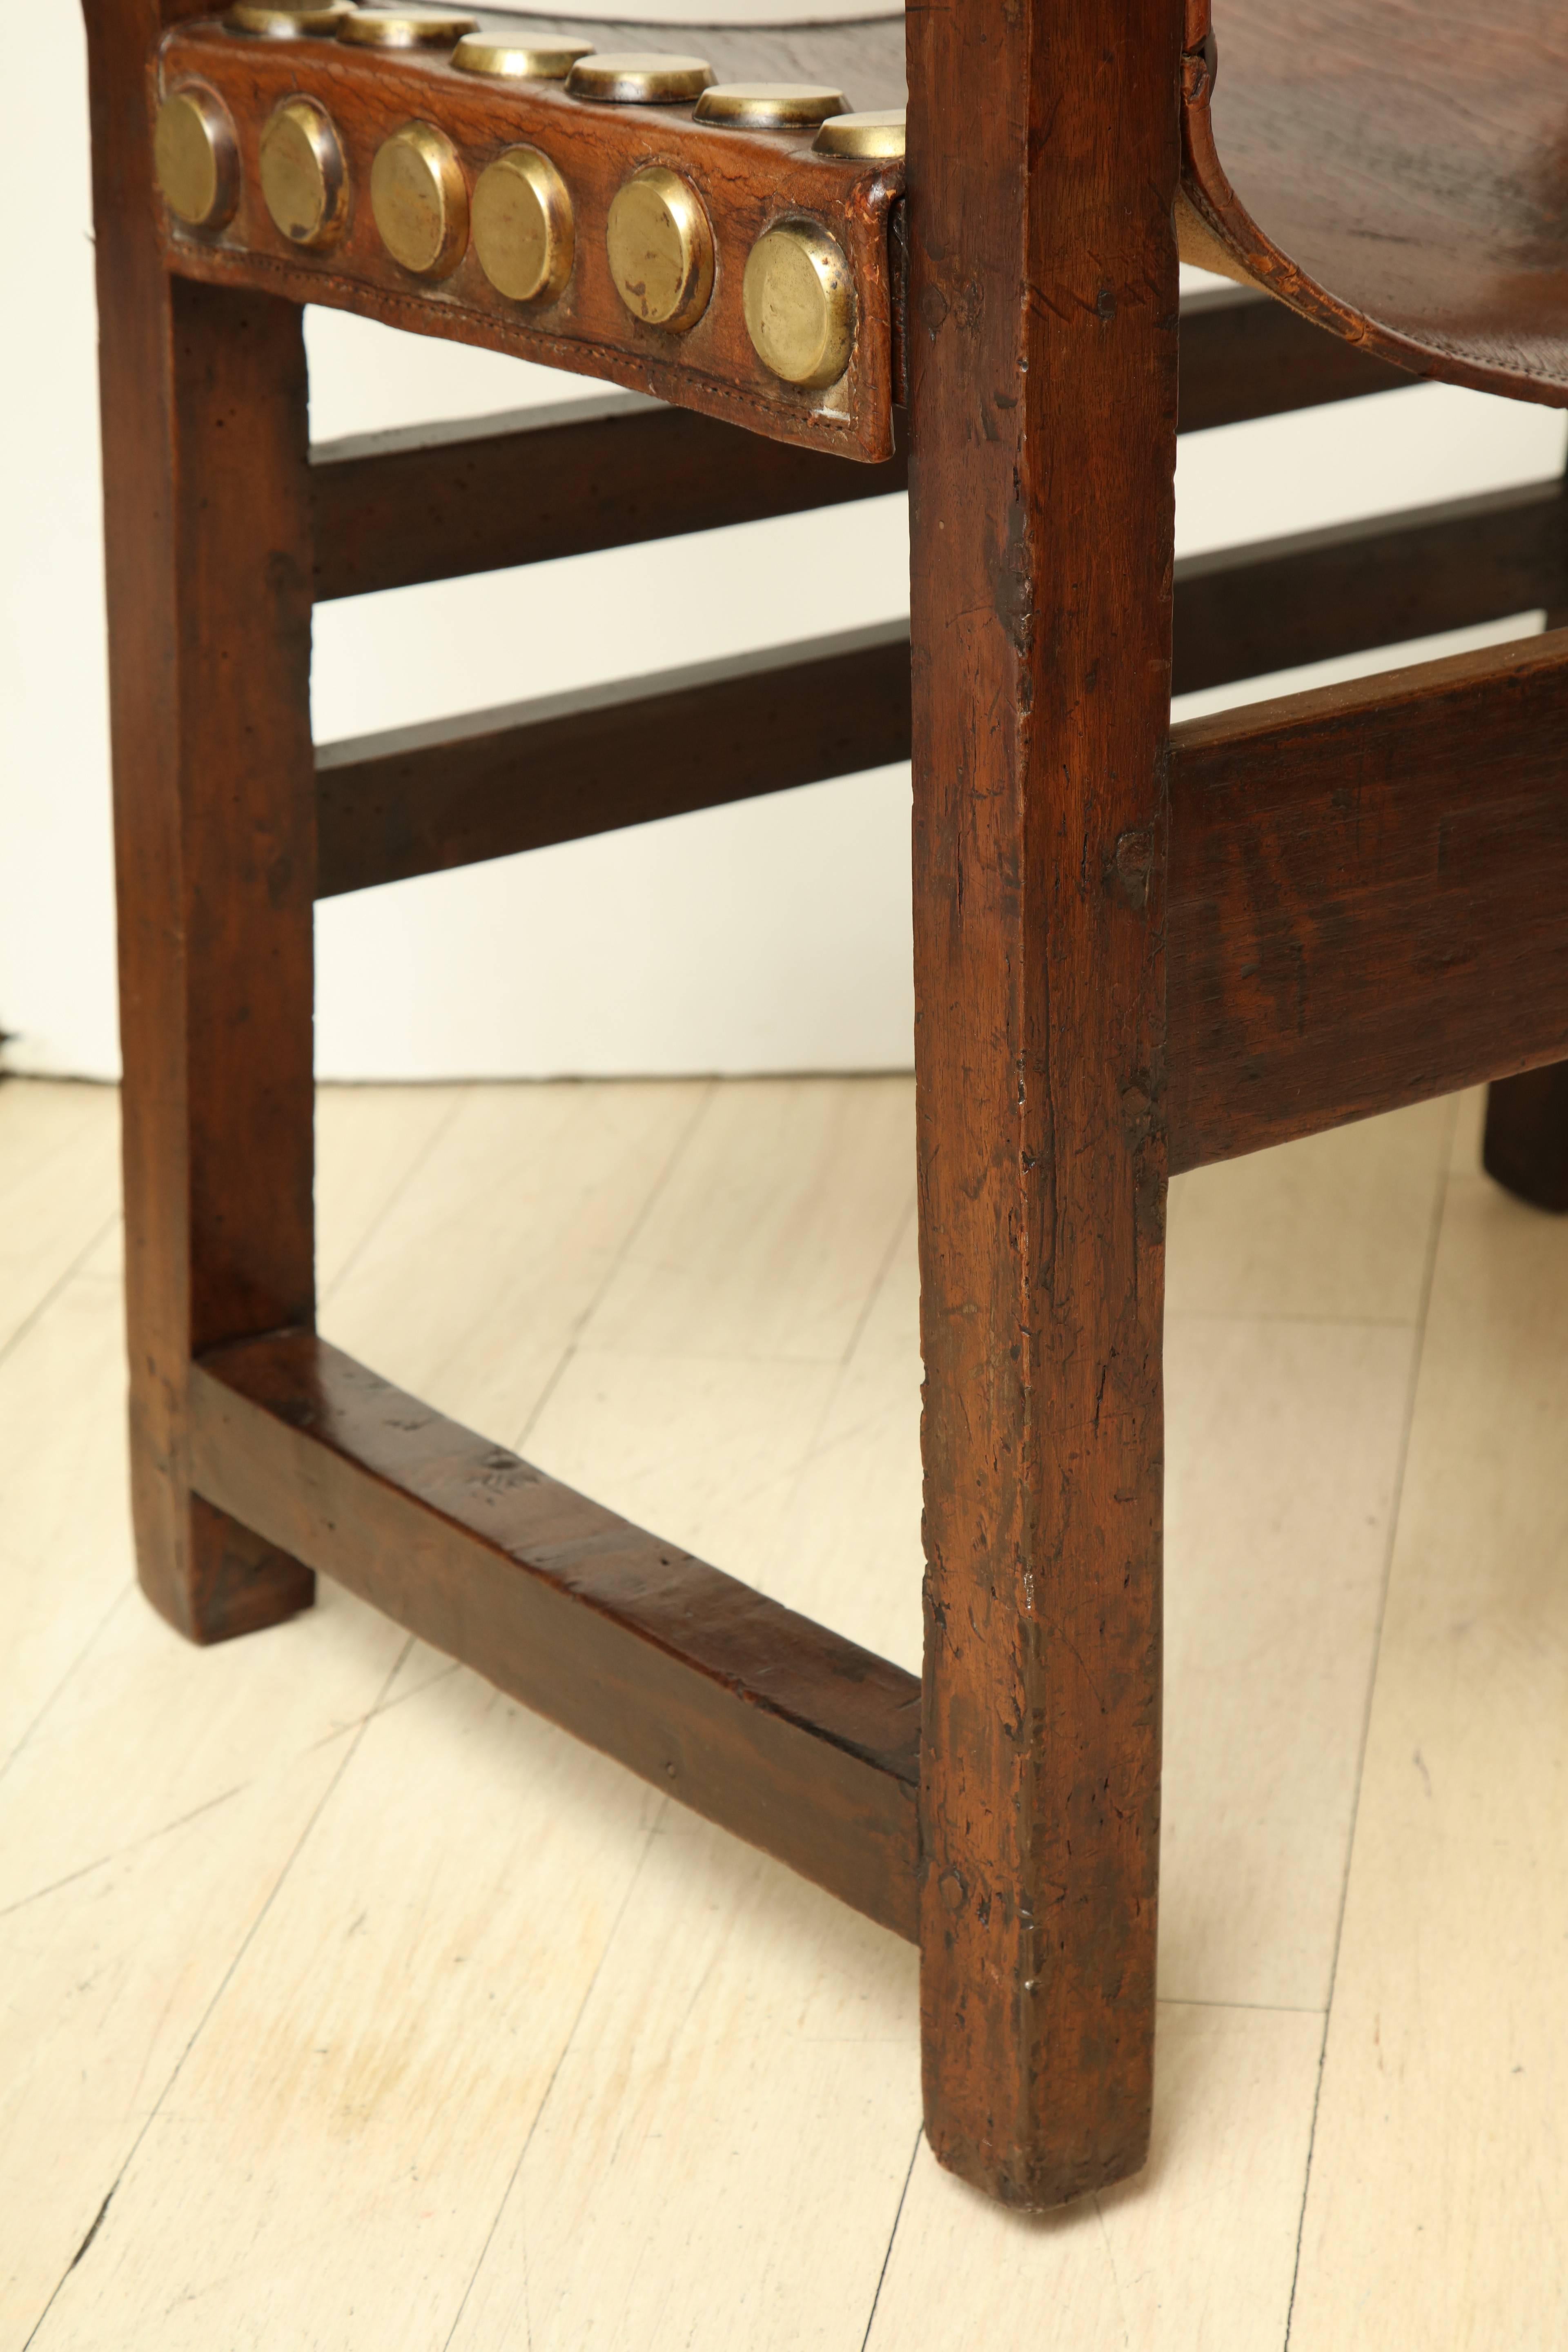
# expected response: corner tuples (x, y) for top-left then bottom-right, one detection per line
(307, 290), (1409, 608)
(311, 393), (907, 602)
(1182, 0), (1568, 406)
(159, 18), (901, 459)
(319, 477), (1568, 896)
(16, 1078), (1481, 2344)
(906, 0), (1179, 2208)
(188, 1330), (923, 1936)
(1168, 630), (1568, 1169)
(83, 0), (1568, 2241)
(85, 0), (318, 1642)
(314, 621), (911, 896)
(1172, 478), (1568, 696)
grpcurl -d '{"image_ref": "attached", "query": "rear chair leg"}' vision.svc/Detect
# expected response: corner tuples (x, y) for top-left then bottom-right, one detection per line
(87, 0), (318, 1643)
(1483, 1065), (1568, 1214)
(1483, 581), (1568, 1215)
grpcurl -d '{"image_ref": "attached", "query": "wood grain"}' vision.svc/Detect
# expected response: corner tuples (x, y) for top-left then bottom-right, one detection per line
(85, 0), (318, 1643)
(868, 2006), (1325, 2352)
(1168, 629), (1568, 1168)
(305, 290), (1411, 608)
(1172, 477), (1568, 697)
(8, 1068), (1526, 2337)
(1182, 0), (1568, 407)
(189, 1330), (923, 1937)
(316, 480), (1568, 899)
(906, 0), (1180, 2208)
(314, 621), (912, 897)
(310, 392), (908, 603)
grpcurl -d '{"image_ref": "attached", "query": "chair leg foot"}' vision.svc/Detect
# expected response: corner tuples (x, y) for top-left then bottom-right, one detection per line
(131, 1441), (314, 1646)
(1482, 1064), (1568, 1214)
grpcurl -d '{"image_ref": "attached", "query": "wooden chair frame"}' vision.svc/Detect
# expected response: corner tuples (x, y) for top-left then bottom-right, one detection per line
(82, 0), (1568, 2210)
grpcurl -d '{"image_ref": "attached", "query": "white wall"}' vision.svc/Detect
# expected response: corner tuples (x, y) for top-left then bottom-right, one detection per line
(4, 4), (1564, 1080)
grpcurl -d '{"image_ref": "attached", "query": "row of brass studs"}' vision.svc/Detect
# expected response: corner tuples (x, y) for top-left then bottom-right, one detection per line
(155, 78), (880, 385)
(216, 7), (907, 154)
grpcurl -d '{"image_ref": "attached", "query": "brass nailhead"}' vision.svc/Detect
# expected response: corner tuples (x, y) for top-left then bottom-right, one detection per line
(693, 83), (847, 131)
(339, 8), (477, 47)
(259, 95), (350, 247)
(224, 2), (355, 34)
(472, 147), (574, 304)
(605, 166), (714, 332)
(154, 85), (239, 229)
(744, 218), (856, 388)
(452, 33), (594, 80)
(566, 53), (715, 104)
(811, 108), (906, 161)
(371, 120), (469, 277)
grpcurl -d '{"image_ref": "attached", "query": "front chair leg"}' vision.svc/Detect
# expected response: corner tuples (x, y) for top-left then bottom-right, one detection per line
(86, 0), (319, 1645)
(906, 0), (1182, 2206)
(111, 276), (320, 1644)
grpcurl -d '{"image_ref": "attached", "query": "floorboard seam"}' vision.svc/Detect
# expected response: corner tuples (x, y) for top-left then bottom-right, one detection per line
(0, 1776), (253, 1922)
(0, 1584), (132, 1795)
(857, 2121), (923, 2352)
(511, 1080), (717, 1454)
(1280, 1096), (1458, 2348)
(18, 1635), (414, 2349)
(0, 1205), (120, 1372)
(439, 1802), (670, 2350)
(318, 1086), (469, 1304)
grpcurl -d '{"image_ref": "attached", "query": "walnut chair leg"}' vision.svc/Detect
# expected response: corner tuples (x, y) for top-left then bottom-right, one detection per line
(1483, 578), (1568, 1216)
(87, 0), (318, 1643)
(1481, 570), (1568, 1216)
(907, 0), (1181, 2207)
(1483, 1064), (1568, 1214)
(110, 276), (320, 1642)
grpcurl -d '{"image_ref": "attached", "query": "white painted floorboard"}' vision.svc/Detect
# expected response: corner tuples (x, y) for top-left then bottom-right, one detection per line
(2, 1074), (1563, 2347)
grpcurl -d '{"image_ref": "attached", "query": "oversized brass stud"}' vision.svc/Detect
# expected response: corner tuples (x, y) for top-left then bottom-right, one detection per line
(566, 53), (714, 105)
(154, 86), (239, 229)
(371, 121), (469, 277)
(812, 108), (905, 161)
(339, 7), (477, 46)
(744, 218), (855, 387)
(452, 33), (593, 79)
(472, 147), (573, 303)
(606, 167), (714, 332)
(693, 83), (846, 131)
(260, 95), (350, 247)
(225, 2), (354, 33)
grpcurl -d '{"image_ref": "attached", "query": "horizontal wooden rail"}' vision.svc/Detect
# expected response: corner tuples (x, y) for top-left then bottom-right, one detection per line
(310, 392), (909, 604)
(309, 289), (1408, 605)
(1175, 283), (1410, 434)
(189, 1332), (922, 1939)
(315, 621), (911, 898)
(1174, 477), (1568, 696)
(1167, 629), (1568, 1167)
(316, 483), (1565, 898)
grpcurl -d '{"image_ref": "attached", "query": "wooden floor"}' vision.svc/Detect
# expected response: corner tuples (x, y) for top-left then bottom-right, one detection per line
(3, 1070), (1566, 2348)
